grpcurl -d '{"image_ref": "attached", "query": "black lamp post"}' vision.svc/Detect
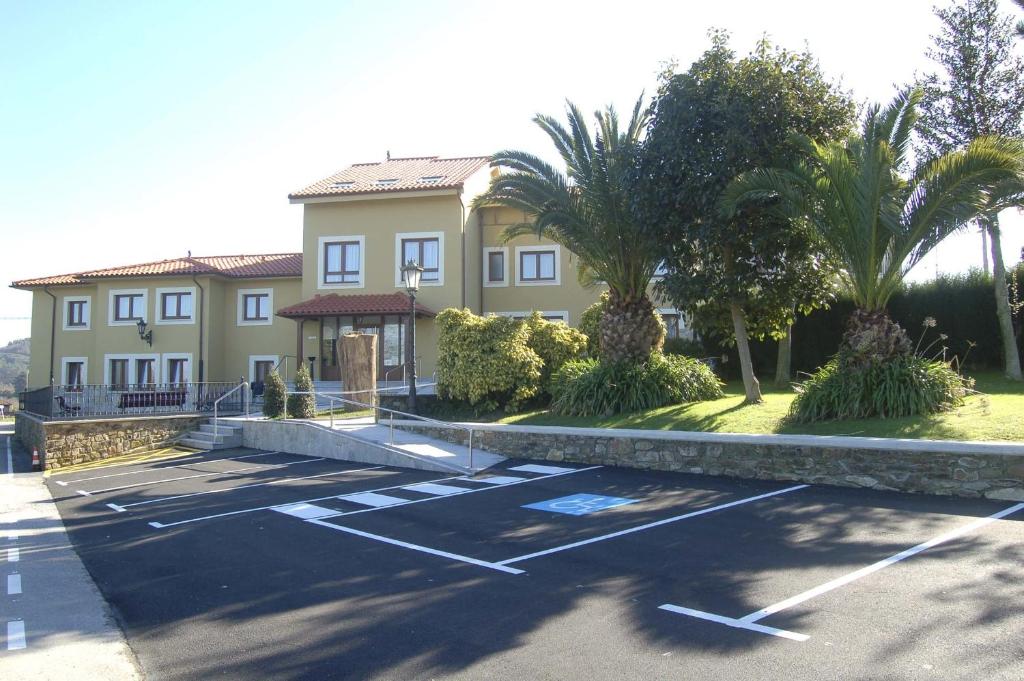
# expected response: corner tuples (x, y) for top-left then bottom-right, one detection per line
(136, 319), (153, 346)
(401, 259), (424, 413)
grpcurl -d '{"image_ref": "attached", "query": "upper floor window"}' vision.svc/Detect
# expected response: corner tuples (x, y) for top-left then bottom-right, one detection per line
(519, 249), (557, 283)
(484, 247), (508, 287)
(324, 241), (361, 284)
(114, 294), (144, 321)
(401, 238), (440, 282)
(63, 297), (91, 330)
(160, 291), (192, 320)
(244, 294), (269, 321)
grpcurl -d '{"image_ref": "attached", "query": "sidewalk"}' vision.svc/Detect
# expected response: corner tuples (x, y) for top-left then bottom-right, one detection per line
(0, 426), (141, 680)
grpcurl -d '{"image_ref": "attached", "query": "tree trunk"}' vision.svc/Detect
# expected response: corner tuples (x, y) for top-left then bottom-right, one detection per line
(775, 320), (793, 387)
(981, 225), (990, 276)
(730, 301), (762, 403)
(599, 292), (665, 363)
(986, 216), (1023, 380)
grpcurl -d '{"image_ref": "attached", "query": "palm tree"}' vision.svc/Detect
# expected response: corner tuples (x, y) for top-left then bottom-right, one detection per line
(722, 89), (1022, 362)
(1015, 0), (1024, 37)
(472, 98), (665, 363)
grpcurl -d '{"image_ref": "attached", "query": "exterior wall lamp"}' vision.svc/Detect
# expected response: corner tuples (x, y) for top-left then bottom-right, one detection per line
(136, 318), (153, 346)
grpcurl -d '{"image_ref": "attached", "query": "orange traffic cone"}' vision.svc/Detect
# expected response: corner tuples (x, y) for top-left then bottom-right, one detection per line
(31, 449), (40, 471)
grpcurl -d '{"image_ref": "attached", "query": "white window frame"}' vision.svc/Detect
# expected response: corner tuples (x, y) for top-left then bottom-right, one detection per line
(494, 310), (569, 323)
(394, 231), (445, 287)
(318, 235), (366, 289)
(62, 296), (91, 331)
(108, 288), (148, 327)
(248, 355), (279, 383)
(61, 357), (88, 385)
(514, 245), (561, 286)
(237, 288), (274, 326)
(162, 353), (193, 384)
(155, 286), (196, 325)
(483, 246), (508, 287)
(103, 353), (160, 386)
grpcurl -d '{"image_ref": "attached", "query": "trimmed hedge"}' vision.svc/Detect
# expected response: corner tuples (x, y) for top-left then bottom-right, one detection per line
(524, 312), (589, 391)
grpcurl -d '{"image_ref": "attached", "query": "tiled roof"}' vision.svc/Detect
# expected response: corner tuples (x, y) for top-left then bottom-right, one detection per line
(276, 292), (435, 318)
(289, 155), (489, 200)
(12, 253), (302, 288)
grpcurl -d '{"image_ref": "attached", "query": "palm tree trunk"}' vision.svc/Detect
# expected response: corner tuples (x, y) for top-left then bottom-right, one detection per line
(986, 215), (1023, 380)
(600, 292), (665, 363)
(730, 301), (762, 403)
(775, 318), (793, 387)
(981, 225), (990, 276)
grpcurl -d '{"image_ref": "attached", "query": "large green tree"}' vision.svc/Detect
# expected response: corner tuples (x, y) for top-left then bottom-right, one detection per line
(722, 89), (1023, 363)
(636, 33), (854, 402)
(472, 98), (665, 363)
(916, 0), (1024, 379)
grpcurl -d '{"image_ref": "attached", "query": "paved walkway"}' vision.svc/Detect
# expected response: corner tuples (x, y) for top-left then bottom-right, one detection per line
(327, 416), (505, 471)
(0, 426), (140, 680)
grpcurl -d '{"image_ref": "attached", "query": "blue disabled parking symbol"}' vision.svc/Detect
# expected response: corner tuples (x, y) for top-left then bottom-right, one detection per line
(523, 493), (638, 516)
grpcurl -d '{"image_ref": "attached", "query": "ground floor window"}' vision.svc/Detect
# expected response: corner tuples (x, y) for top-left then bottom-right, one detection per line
(109, 359), (129, 390)
(662, 313), (681, 339)
(320, 314), (405, 379)
(63, 359), (86, 389)
(166, 358), (188, 385)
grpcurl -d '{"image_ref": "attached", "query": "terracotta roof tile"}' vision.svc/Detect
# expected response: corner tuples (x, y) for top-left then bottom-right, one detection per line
(12, 253), (302, 288)
(289, 155), (489, 200)
(276, 292), (435, 318)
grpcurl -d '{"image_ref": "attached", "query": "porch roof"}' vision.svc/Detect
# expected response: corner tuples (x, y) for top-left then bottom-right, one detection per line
(276, 292), (436, 318)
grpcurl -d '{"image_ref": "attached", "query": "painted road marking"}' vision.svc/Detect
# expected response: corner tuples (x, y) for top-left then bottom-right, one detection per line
(56, 450), (282, 485)
(6, 619), (26, 650)
(80, 456), (323, 494)
(659, 501), (1024, 642)
(658, 604), (808, 642)
(499, 485), (809, 566)
(6, 532), (16, 541)
(306, 519), (526, 575)
(7, 548), (18, 563)
(274, 503), (340, 520)
(342, 492), (409, 508)
(524, 493), (638, 516)
(402, 482), (473, 496)
(147, 473), (467, 528)
(7, 573), (21, 595)
(467, 475), (527, 485)
(107, 465), (385, 511)
(509, 464), (577, 475)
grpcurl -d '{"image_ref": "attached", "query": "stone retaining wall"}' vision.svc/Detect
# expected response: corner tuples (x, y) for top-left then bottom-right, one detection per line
(396, 422), (1024, 501)
(14, 412), (203, 471)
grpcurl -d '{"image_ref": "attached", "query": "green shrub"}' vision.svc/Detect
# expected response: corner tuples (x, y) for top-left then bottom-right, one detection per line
(286, 364), (316, 419)
(262, 369), (286, 418)
(663, 337), (705, 357)
(524, 312), (588, 392)
(578, 293), (608, 357)
(436, 308), (543, 412)
(549, 353), (724, 417)
(789, 355), (972, 423)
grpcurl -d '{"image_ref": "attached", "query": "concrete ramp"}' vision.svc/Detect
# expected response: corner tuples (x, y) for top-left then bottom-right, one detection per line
(233, 417), (504, 475)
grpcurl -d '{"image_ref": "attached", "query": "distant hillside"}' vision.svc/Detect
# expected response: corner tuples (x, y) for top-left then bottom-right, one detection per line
(0, 338), (29, 398)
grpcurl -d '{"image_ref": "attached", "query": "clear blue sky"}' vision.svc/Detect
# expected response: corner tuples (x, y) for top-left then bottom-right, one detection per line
(3, 0), (1023, 346)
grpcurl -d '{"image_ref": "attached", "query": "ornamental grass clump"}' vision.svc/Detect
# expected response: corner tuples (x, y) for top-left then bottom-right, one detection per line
(549, 353), (723, 417)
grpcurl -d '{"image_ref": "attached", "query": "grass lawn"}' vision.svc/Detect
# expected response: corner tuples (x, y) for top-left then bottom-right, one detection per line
(498, 372), (1024, 442)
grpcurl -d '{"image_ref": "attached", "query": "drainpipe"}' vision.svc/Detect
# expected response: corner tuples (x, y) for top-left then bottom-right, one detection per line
(458, 191), (466, 309)
(43, 286), (57, 385)
(191, 274), (205, 382)
(478, 211), (485, 315)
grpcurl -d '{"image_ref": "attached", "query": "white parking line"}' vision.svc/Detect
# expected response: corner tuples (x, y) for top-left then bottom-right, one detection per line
(80, 456), (324, 495)
(306, 519), (526, 575)
(7, 573), (21, 595)
(56, 451), (282, 485)
(498, 485), (809, 566)
(402, 482), (473, 496)
(659, 501), (1024, 642)
(108, 465), (385, 511)
(7, 619), (26, 650)
(7, 548), (18, 563)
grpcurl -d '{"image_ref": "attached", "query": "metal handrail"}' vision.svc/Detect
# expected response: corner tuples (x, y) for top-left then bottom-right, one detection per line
(382, 364), (406, 385)
(213, 381), (248, 439)
(290, 389), (476, 470)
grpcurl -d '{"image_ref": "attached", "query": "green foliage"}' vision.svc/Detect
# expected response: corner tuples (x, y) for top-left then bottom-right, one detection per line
(549, 354), (723, 417)
(0, 338), (29, 398)
(789, 355), (972, 423)
(262, 369), (286, 418)
(471, 97), (665, 362)
(286, 364), (316, 419)
(663, 337), (705, 357)
(638, 32), (853, 345)
(578, 294), (607, 356)
(436, 308), (542, 412)
(523, 312), (588, 392)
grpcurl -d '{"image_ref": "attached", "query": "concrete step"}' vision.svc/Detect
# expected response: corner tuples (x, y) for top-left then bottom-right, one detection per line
(198, 423), (243, 436)
(187, 430), (242, 446)
(179, 437), (238, 451)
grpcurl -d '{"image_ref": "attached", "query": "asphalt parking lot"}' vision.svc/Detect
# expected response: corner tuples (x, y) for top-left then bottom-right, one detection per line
(44, 446), (1024, 680)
